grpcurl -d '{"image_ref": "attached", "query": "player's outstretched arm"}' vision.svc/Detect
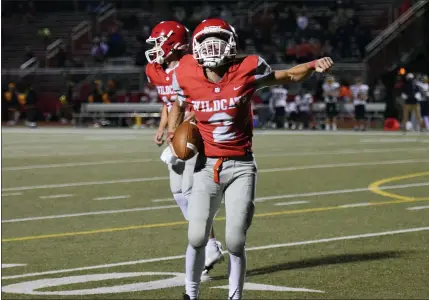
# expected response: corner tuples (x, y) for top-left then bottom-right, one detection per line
(258, 57), (334, 88)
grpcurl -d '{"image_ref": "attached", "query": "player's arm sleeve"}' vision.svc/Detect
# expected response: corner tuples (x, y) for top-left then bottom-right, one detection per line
(171, 72), (188, 108)
(145, 65), (152, 83)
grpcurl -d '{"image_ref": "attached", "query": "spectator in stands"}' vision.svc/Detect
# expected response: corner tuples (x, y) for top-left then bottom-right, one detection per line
(3, 82), (19, 125)
(91, 37), (108, 63)
(107, 25), (126, 58)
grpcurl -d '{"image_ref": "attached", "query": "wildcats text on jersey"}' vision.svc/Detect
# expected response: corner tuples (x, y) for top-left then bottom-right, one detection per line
(156, 85), (175, 96)
(191, 97), (241, 112)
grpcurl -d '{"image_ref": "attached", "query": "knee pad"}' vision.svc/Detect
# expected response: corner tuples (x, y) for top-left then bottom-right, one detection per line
(225, 230), (246, 256)
(188, 220), (209, 249)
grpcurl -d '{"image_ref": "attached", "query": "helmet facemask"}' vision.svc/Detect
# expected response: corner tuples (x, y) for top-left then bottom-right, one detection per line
(193, 28), (236, 68)
(145, 30), (174, 64)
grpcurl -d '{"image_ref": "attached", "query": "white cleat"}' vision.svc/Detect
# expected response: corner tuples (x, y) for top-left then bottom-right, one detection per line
(203, 241), (224, 275)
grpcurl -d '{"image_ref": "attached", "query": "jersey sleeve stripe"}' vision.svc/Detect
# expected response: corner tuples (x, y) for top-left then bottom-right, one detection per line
(254, 56), (273, 80)
(172, 72), (187, 106)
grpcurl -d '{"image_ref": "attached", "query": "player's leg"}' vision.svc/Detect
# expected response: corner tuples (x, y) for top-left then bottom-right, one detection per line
(332, 104), (338, 130)
(413, 104), (421, 131)
(182, 155), (224, 273)
(169, 161), (188, 219)
(325, 104), (331, 130)
(185, 156), (223, 299)
(421, 101), (429, 129)
(402, 104), (410, 131)
(224, 160), (257, 300)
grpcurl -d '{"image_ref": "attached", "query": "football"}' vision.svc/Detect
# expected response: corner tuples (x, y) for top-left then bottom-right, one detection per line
(172, 120), (203, 160)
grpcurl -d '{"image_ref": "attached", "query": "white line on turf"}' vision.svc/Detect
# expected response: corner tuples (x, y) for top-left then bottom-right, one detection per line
(1, 264), (27, 269)
(255, 182), (429, 202)
(339, 202), (370, 208)
(3, 147), (428, 171)
(3, 182), (428, 224)
(39, 194), (74, 199)
(93, 195), (130, 201)
(3, 159), (428, 192)
(1, 192), (23, 197)
(151, 198), (174, 203)
(274, 201), (310, 206)
(2, 205), (179, 223)
(407, 205), (429, 211)
(2, 226), (428, 280)
(2, 159), (154, 171)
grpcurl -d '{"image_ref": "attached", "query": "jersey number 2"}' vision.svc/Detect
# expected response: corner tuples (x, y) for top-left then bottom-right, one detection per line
(208, 112), (235, 142)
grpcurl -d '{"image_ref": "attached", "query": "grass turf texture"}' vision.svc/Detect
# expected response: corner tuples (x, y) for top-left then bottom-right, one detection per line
(1, 128), (429, 299)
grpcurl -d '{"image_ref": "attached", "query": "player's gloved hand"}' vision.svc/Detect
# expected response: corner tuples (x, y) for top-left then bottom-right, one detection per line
(166, 131), (178, 157)
(308, 57), (334, 73)
(154, 128), (164, 146)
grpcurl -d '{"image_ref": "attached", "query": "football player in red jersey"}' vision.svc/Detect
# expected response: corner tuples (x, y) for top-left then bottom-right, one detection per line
(167, 18), (333, 300)
(145, 21), (224, 273)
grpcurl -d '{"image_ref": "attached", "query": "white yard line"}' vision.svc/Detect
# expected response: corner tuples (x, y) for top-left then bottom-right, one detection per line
(2, 226), (428, 280)
(3, 147), (428, 171)
(3, 182), (428, 224)
(339, 202), (370, 208)
(93, 195), (130, 201)
(39, 194), (74, 199)
(255, 182), (429, 202)
(407, 205), (429, 211)
(274, 201), (310, 206)
(151, 198), (174, 203)
(1, 192), (23, 197)
(3, 159), (429, 192)
(1, 264), (26, 269)
(2, 205), (179, 223)
(257, 159), (429, 173)
(256, 147), (428, 158)
(2, 159), (153, 171)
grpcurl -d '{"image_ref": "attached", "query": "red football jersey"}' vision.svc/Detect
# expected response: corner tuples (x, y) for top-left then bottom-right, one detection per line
(145, 55), (195, 112)
(172, 55), (273, 157)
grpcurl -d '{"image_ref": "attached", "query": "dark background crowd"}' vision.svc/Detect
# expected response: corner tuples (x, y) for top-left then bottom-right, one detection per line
(1, 0), (428, 127)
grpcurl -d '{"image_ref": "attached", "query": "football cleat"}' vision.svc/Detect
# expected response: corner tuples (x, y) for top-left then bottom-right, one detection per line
(203, 241), (224, 275)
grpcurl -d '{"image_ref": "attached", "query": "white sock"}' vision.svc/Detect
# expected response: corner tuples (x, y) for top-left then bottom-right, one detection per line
(424, 116), (429, 129)
(332, 123), (337, 130)
(228, 252), (247, 300)
(173, 193), (188, 220)
(325, 123), (331, 131)
(185, 244), (205, 299)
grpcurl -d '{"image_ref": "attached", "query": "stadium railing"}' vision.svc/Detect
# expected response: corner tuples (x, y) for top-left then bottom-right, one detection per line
(77, 102), (386, 128)
(364, 0), (428, 81)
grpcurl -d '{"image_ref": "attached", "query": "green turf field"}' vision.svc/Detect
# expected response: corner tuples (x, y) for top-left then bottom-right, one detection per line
(1, 128), (429, 299)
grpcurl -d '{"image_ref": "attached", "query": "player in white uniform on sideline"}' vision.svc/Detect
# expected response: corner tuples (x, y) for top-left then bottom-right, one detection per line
(415, 74), (429, 130)
(322, 76), (340, 130)
(295, 89), (313, 129)
(350, 77), (369, 131)
(145, 21), (223, 274)
(269, 86), (288, 129)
